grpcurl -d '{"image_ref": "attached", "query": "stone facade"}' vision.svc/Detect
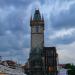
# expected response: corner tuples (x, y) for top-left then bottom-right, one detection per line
(31, 34), (44, 49)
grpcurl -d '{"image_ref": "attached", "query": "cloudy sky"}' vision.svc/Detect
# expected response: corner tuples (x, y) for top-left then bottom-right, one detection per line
(0, 0), (75, 64)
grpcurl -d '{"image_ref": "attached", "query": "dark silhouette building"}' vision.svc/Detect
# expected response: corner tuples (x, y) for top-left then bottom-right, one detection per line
(43, 47), (58, 75)
(25, 9), (58, 75)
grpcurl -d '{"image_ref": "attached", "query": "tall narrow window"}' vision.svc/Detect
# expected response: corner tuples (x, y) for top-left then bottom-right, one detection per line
(36, 26), (39, 32)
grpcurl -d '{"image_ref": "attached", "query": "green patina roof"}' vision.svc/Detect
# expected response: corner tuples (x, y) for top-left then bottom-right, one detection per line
(33, 10), (41, 20)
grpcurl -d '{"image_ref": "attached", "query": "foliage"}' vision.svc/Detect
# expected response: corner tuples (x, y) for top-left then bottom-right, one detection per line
(68, 70), (75, 75)
(65, 63), (75, 69)
(65, 63), (75, 75)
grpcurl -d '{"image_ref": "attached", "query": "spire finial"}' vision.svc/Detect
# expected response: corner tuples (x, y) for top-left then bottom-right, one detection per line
(33, 9), (41, 20)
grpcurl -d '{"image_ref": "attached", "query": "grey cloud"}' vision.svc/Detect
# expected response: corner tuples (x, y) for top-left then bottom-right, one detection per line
(0, 0), (75, 63)
(0, 48), (29, 64)
(50, 3), (75, 29)
(0, 0), (32, 8)
(52, 36), (75, 45)
(0, 5), (31, 52)
(45, 28), (75, 46)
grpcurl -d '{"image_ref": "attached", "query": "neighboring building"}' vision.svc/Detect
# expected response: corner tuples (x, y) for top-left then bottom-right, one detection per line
(58, 64), (66, 70)
(0, 64), (25, 75)
(0, 60), (25, 75)
(58, 69), (68, 75)
(27, 9), (58, 75)
(0, 72), (7, 75)
(43, 47), (58, 75)
(0, 60), (16, 69)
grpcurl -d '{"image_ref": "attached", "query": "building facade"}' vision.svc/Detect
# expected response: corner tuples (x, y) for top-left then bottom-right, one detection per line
(28, 9), (58, 75)
(43, 47), (58, 75)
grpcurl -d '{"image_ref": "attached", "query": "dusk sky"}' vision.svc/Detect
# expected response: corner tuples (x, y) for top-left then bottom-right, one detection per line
(0, 0), (75, 64)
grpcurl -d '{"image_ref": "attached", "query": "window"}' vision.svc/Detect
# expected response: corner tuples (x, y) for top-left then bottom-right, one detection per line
(36, 26), (39, 32)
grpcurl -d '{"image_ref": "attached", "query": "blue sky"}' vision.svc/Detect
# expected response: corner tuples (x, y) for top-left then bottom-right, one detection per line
(0, 0), (75, 64)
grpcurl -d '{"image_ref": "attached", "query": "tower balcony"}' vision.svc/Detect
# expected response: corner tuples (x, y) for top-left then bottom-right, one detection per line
(30, 20), (44, 26)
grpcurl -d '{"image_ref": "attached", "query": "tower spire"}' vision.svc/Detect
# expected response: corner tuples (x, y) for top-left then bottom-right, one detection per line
(33, 9), (41, 20)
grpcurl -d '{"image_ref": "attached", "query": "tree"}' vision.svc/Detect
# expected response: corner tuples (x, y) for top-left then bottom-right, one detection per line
(65, 63), (75, 75)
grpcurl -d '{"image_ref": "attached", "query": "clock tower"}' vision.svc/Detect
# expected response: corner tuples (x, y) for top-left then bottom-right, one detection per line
(29, 9), (44, 75)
